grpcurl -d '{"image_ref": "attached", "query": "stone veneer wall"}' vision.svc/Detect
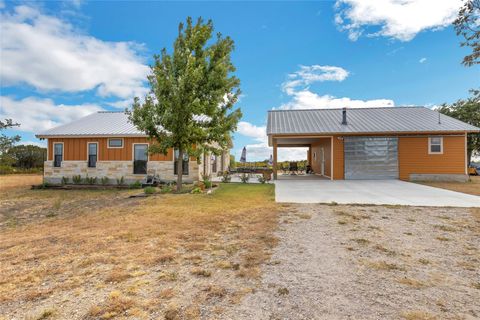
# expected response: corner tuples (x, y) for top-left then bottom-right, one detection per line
(44, 160), (199, 184)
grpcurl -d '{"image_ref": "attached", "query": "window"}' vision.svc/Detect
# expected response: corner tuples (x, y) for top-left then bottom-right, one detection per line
(133, 144), (148, 174)
(174, 149), (189, 175)
(429, 137), (443, 154)
(88, 143), (97, 168)
(211, 155), (217, 173)
(53, 143), (63, 167)
(108, 138), (123, 148)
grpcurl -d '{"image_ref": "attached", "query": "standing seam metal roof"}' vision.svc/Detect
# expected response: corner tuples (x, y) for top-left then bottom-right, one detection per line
(267, 107), (480, 135)
(35, 111), (210, 137)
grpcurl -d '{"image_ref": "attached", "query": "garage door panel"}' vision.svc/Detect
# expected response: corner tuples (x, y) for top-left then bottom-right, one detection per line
(344, 137), (399, 180)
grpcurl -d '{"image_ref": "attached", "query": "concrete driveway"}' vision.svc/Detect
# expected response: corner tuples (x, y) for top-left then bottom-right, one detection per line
(274, 179), (480, 207)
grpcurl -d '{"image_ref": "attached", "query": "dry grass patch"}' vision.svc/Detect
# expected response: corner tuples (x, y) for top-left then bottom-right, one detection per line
(0, 174), (42, 190)
(0, 183), (279, 318)
(401, 310), (437, 320)
(397, 277), (429, 289)
(418, 176), (480, 196)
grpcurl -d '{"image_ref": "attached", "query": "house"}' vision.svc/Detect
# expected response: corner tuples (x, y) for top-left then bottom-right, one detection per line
(35, 111), (230, 184)
(267, 107), (480, 181)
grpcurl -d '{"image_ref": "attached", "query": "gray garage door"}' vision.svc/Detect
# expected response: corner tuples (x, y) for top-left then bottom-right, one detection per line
(344, 137), (398, 180)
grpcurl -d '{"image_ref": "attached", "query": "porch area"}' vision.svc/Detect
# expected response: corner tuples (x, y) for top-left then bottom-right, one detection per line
(272, 136), (333, 180)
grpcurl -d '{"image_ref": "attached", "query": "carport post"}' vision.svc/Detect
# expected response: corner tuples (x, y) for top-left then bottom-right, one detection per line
(273, 138), (278, 180)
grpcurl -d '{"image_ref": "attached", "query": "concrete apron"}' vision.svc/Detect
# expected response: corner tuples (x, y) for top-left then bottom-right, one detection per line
(274, 179), (480, 207)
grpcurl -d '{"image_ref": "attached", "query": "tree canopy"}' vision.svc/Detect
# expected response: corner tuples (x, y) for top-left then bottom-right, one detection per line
(128, 17), (242, 189)
(454, 0), (480, 66)
(0, 119), (20, 155)
(438, 91), (480, 164)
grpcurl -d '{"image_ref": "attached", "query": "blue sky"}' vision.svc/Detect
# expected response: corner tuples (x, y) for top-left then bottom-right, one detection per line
(1, 0), (479, 161)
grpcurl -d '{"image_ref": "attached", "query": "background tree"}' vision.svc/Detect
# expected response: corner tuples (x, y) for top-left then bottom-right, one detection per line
(438, 91), (480, 164)
(0, 119), (20, 156)
(2, 145), (47, 169)
(454, 0), (480, 66)
(129, 17), (241, 190)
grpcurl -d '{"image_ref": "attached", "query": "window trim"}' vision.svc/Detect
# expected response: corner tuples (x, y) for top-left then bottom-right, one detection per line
(107, 138), (124, 149)
(132, 143), (149, 175)
(53, 142), (64, 167)
(428, 136), (443, 155)
(87, 142), (98, 168)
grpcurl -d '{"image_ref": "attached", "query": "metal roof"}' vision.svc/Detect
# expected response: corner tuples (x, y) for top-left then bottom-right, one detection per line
(267, 107), (480, 136)
(36, 111), (210, 138)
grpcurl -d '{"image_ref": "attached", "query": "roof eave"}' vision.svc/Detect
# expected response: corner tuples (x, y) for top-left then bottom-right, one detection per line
(35, 134), (149, 139)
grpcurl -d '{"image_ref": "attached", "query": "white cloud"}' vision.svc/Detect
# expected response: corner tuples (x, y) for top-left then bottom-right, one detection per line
(335, 0), (463, 41)
(419, 57), (427, 63)
(283, 65), (349, 94)
(237, 121), (266, 142)
(279, 65), (395, 110)
(0, 96), (103, 133)
(280, 90), (394, 110)
(0, 5), (149, 99)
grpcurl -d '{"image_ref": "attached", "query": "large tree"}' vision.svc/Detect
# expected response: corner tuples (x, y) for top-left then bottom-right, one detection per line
(438, 91), (480, 165)
(128, 17), (241, 190)
(454, 0), (480, 66)
(2, 145), (47, 169)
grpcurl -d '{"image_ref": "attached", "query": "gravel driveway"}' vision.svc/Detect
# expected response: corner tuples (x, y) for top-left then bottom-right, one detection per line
(226, 204), (480, 319)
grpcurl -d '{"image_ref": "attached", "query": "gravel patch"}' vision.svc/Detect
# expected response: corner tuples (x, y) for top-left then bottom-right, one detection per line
(226, 204), (480, 319)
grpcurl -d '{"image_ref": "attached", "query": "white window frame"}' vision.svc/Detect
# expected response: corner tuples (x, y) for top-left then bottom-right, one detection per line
(107, 138), (124, 149)
(428, 136), (443, 155)
(53, 142), (64, 167)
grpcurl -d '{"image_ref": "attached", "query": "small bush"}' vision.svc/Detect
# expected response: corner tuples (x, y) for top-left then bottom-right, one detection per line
(221, 171), (231, 183)
(202, 174), (212, 188)
(101, 176), (109, 185)
(257, 175), (267, 184)
(191, 187), (202, 194)
(161, 185), (173, 193)
(61, 176), (69, 185)
(240, 173), (249, 183)
(0, 165), (15, 174)
(144, 186), (156, 194)
(85, 176), (97, 185)
(116, 176), (125, 186)
(72, 175), (82, 184)
(129, 180), (142, 189)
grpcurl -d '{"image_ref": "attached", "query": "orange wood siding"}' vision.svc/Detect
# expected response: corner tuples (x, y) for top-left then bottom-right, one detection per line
(332, 136), (344, 180)
(310, 138), (331, 177)
(48, 138), (174, 161)
(398, 135), (466, 180)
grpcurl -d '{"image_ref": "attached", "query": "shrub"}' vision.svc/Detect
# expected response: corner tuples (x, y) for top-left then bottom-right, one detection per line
(202, 174), (212, 188)
(85, 176), (97, 185)
(221, 171), (231, 183)
(257, 175), (267, 184)
(191, 187), (202, 194)
(144, 186), (156, 194)
(129, 180), (142, 189)
(116, 176), (125, 186)
(0, 165), (14, 174)
(61, 176), (69, 185)
(101, 176), (109, 185)
(240, 173), (249, 183)
(72, 175), (82, 184)
(161, 185), (173, 193)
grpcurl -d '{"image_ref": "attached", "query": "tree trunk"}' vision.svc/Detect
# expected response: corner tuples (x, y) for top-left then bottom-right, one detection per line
(176, 148), (183, 192)
(467, 149), (472, 166)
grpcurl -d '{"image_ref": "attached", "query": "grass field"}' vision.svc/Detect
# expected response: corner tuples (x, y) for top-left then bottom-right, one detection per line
(419, 176), (480, 196)
(0, 175), (279, 319)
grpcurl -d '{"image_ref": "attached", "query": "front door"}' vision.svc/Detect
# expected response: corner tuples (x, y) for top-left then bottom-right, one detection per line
(133, 144), (148, 174)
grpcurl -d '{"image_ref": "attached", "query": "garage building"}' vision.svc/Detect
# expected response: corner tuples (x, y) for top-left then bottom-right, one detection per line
(266, 107), (480, 181)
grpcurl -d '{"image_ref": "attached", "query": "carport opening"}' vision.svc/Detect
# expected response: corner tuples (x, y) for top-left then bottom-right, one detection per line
(273, 136), (332, 180)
